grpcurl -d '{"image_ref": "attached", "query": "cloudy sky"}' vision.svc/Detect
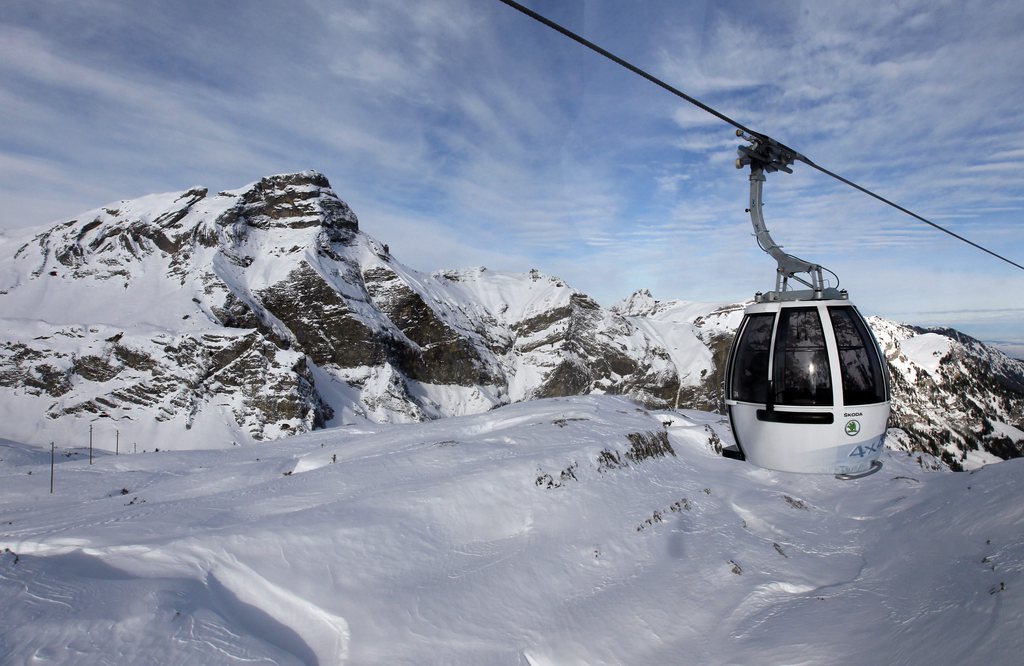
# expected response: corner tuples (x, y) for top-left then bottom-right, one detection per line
(2, 0), (1023, 344)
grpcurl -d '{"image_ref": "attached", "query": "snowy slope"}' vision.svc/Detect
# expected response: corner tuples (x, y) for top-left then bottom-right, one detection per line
(898, 332), (954, 375)
(2, 396), (1022, 665)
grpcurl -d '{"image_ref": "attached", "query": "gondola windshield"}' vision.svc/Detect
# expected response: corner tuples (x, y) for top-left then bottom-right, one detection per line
(828, 307), (887, 405)
(773, 307), (833, 407)
(729, 313), (773, 403)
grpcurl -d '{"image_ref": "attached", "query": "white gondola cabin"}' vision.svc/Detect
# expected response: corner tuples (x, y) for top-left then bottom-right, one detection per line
(725, 132), (890, 475)
(725, 296), (889, 474)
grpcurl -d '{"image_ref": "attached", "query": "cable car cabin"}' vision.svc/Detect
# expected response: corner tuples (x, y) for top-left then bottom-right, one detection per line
(725, 298), (890, 475)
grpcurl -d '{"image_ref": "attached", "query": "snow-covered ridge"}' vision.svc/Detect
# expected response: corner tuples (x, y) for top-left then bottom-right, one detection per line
(1, 172), (1021, 466)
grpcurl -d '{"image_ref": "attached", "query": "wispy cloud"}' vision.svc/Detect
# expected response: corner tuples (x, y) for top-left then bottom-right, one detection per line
(1, 0), (1021, 342)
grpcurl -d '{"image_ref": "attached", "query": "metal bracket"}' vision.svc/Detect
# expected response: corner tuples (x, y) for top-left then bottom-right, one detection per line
(736, 130), (842, 302)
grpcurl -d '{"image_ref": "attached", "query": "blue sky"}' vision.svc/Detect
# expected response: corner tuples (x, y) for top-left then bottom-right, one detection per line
(2, 0), (1023, 344)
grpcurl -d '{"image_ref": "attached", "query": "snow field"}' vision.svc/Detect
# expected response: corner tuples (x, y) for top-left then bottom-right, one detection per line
(2, 396), (1022, 664)
(898, 333), (954, 376)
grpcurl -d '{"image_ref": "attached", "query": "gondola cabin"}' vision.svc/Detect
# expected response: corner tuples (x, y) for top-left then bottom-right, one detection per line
(722, 132), (892, 476)
(725, 295), (890, 475)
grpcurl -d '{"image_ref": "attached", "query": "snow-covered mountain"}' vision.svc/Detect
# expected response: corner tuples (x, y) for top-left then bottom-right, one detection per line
(1, 172), (1021, 466)
(2, 396), (1022, 664)
(0, 172), (679, 449)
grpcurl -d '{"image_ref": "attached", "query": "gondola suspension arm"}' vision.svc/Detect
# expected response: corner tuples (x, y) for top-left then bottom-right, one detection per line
(736, 131), (842, 301)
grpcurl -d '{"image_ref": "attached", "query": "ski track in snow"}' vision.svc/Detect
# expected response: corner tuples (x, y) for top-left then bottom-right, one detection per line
(1, 396), (1023, 665)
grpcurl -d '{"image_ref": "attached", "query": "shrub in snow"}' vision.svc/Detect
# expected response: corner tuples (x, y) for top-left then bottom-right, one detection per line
(624, 431), (675, 463)
(535, 461), (578, 489)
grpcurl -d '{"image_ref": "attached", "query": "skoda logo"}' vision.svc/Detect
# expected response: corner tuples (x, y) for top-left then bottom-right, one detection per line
(845, 419), (861, 437)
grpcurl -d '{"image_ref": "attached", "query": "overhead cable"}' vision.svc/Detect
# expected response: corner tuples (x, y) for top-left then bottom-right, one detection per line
(495, 0), (1024, 272)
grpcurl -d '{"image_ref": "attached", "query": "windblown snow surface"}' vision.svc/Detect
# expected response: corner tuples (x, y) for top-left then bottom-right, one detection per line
(2, 395), (1022, 665)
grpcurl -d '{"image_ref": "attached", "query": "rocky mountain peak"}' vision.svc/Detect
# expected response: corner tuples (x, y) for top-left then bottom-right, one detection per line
(614, 289), (662, 317)
(217, 171), (358, 236)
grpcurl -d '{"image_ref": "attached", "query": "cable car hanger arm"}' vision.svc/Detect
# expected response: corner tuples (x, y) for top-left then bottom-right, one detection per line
(735, 131), (839, 300)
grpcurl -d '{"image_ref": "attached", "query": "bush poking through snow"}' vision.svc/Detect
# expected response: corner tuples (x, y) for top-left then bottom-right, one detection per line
(637, 497), (693, 532)
(705, 426), (723, 455)
(535, 461), (578, 489)
(596, 449), (625, 472)
(599, 431), (676, 473)
(783, 495), (808, 510)
(625, 431), (675, 463)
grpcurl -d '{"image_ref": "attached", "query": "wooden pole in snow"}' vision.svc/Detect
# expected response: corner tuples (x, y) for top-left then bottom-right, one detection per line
(89, 424), (93, 465)
(50, 442), (54, 493)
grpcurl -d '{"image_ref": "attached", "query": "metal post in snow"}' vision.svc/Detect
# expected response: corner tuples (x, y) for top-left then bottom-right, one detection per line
(89, 424), (93, 465)
(116, 429), (119, 456)
(50, 442), (55, 494)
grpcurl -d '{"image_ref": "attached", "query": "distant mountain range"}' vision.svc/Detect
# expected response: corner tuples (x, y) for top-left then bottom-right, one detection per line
(989, 341), (1024, 361)
(1, 171), (1021, 467)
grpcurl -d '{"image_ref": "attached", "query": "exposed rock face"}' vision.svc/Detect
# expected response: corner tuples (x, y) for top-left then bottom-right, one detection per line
(216, 172), (359, 236)
(257, 261), (387, 368)
(553, 295), (676, 404)
(361, 264), (500, 387)
(1, 171), (1020, 465)
(0, 324), (328, 444)
(1, 172), (364, 447)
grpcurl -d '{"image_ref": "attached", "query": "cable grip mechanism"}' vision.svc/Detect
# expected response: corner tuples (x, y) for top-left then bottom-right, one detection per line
(734, 129), (805, 174)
